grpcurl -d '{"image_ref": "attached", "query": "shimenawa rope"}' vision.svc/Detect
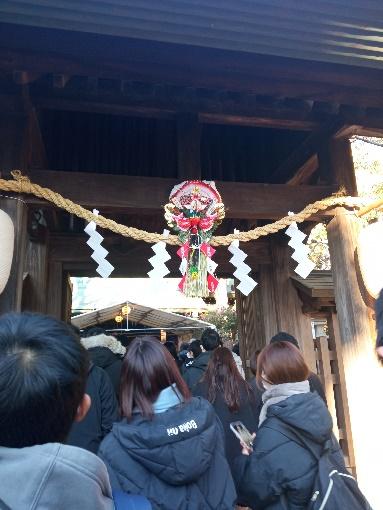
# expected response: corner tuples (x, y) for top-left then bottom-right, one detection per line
(0, 170), (380, 247)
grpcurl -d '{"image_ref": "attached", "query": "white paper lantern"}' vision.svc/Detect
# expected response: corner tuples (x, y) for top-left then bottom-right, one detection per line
(357, 220), (383, 299)
(0, 209), (14, 295)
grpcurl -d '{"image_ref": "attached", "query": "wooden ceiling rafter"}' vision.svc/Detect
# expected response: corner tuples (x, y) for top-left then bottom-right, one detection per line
(270, 120), (352, 184)
(21, 74), (322, 131)
(1, 22), (383, 109)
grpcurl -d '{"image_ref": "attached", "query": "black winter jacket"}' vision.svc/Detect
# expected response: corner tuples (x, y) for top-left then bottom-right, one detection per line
(98, 397), (237, 510)
(249, 372), (327, 430)
(89, 346), (123, 398)
(182, 351), (212, 390)
(192, 380), (258, 480)
(67, 363), (119, 453)
(234, 392), (341, 510)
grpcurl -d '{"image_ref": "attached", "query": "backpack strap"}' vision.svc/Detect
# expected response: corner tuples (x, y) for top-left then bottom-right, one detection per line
(264, 419), (328, 462)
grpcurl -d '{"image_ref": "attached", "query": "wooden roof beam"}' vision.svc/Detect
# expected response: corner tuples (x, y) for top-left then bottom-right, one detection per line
(287, 154), (318, 186)
(270, 119), (350, 184)
(24, 169), (338, 220)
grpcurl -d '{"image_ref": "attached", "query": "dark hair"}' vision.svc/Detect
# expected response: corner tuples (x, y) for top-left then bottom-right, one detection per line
(0, 313), (88, 448)
(256, 341), (309, 386)
(249, 349), (261, 377)
(166, 335), (179, 347)
(120, 336), (190, 420)
(188, 340), (202, 359)
(270, 332), (299, 349)
(376, 288), (383, 348)
(201, 328), (221, 351)
(83, 326), (105, 338)
(232, 342), (240, 356)
(179, 342), (190, 352)
(164, 341), (178, 361)
(203, 347), (249, 412)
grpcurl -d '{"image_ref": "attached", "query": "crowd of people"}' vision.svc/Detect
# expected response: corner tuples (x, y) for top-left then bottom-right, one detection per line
(0, 305), (378, 509)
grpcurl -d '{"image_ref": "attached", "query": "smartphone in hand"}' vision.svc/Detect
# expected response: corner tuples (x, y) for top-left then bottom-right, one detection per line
(230, 421), (254, 449)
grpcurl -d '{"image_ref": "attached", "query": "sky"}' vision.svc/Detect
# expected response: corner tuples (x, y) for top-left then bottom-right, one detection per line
(71, 276), (230, 313)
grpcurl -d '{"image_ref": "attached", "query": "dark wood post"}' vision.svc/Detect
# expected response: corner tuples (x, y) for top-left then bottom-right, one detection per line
(46, 261), (64, 319)
(269, 236), (316, 370)
(237, 237), (316, 372)
(327, 210), (380, 505)
(22, 236), (49, 313)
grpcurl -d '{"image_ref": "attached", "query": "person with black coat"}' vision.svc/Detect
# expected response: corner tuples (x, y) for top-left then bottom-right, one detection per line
(98, 336), (237, 510)
(249, 332), (327, 429)
(193, 347), (258, 498)
(67, 362), (119, 454)
(81, 327), (125, 398)
(234, 341), (345, 510)
(183, 328), (220, 390)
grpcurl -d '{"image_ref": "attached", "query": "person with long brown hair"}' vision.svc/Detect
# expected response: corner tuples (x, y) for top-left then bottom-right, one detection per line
(98, 336), (236, 510)
(233, 341), (347, 509)
(193, 348), (258, 491)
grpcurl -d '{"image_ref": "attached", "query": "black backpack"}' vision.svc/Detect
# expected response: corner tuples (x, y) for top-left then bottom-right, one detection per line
(273, 422), (373, 510)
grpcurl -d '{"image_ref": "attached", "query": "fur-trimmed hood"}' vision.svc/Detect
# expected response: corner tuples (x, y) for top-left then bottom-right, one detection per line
(81, 334), (126, 356)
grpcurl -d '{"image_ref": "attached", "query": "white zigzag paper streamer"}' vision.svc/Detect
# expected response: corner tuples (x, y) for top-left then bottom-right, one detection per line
(228, 230), (257, 296)
(148, 230), (171, 279)
(285, 212), (315, 279)
(84, 209), (114, 278)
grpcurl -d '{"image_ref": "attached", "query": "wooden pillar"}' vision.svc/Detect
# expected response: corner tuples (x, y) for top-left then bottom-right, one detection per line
(0, 198), (27, 313)
(46, 261), (64, 319)
(327, 210), (381, 507)
(237, 237), (316, 372)
(319, 137), (357, 196)
(269, 236), (316, 371)
(176, 113), (201, 179)
(21, 236), (49, 313)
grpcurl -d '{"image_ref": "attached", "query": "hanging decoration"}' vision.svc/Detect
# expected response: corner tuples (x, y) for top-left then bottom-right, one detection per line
(148, 229), (171, 279)
(84, 209), (114, 278)
(165, 181), (224, 297)
(0, 208), (14, 295)
(228, 230), (258, 296)
(285, 212), (315, 279)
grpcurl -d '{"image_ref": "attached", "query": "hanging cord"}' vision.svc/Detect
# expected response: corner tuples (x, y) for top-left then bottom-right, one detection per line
(0, 170), (379, 246)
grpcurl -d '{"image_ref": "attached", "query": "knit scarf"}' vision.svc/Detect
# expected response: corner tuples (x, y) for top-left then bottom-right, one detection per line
(153, 384), (184, 414)
(258, 380), (310, 426)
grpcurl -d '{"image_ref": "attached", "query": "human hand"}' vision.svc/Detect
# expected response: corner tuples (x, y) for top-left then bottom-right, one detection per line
(240, 433), (256, 456)
(376, 346), (383, 360)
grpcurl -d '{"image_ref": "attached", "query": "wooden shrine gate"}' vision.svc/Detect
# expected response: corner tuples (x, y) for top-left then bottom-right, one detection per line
(0, 5), (382, 505)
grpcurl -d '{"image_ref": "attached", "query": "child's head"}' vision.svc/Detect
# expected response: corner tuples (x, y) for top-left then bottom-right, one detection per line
(0, 313), (89, 448)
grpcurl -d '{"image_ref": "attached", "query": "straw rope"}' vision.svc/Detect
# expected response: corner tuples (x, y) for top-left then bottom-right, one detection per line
(0, 170), (380, 247)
